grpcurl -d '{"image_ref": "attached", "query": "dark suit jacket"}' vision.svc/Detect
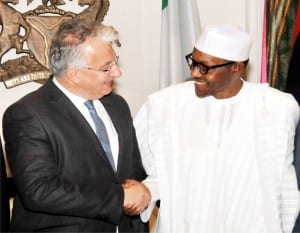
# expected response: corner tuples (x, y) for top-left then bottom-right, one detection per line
(2, 78), (148, 232)
(0, 137), (10, 232)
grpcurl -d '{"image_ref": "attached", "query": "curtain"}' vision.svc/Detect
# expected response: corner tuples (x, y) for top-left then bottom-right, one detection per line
(266, 0), (298, 90)
(285, 0), (300, 103)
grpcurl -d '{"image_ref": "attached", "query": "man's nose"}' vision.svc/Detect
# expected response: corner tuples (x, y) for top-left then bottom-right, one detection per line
(110, 64), (122, 77)
(190, 67), (204, 78)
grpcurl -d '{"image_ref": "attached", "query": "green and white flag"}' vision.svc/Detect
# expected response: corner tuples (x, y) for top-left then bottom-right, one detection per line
(159, 0), (200, 88)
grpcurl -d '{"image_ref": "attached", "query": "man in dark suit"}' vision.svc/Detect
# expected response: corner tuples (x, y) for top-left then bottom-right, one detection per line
(2, 19), (150, 232)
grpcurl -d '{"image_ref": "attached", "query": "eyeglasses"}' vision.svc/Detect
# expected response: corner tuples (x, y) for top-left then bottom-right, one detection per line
(185, 53), (235, 75)
(78, 56), (119, 73)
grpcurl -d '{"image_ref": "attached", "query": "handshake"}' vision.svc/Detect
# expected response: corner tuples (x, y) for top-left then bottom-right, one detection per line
(122, 179), (151, 216)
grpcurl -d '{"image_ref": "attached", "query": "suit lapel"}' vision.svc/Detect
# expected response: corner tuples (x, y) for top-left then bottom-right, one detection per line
(100, 97), (125, 173)
(44, 79), (115, 171)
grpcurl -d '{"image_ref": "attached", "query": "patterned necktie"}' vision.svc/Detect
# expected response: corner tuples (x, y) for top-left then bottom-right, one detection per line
(84, 100), (116, 171)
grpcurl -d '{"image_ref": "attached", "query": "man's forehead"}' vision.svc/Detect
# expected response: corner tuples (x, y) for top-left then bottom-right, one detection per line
(192, 49), (228, 63)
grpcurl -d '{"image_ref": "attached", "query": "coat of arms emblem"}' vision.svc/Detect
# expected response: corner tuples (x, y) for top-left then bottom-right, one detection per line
(0, 0), (110, 88)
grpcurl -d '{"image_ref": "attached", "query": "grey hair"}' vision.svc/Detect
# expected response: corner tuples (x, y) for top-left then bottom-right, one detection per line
(49, 19), (120, 77)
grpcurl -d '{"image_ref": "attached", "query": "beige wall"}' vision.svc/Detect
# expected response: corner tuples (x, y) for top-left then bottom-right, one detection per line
(103, 0), (161, 115)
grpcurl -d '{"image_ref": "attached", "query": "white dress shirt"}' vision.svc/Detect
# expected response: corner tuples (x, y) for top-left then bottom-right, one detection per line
(52, 77), (119, 167)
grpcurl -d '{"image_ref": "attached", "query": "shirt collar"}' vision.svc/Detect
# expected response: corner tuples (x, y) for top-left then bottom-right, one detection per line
(52, 77), (87, 106)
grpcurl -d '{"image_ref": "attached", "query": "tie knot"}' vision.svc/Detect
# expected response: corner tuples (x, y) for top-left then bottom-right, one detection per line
(84, 100), (95, 110)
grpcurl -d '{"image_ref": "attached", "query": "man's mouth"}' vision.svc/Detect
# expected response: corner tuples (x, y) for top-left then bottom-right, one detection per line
(194, 78), (208, 85)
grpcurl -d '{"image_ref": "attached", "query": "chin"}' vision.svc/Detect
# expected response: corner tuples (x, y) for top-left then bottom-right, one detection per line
(195, 86), (208, 98)
(103, 89), (113, 96)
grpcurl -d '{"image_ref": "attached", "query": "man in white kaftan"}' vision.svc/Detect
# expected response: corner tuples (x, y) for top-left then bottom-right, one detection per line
(134, 25), (300, 233)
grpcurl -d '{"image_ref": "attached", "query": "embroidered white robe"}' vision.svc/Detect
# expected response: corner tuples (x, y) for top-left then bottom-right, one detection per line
(134, 80), (300, 233)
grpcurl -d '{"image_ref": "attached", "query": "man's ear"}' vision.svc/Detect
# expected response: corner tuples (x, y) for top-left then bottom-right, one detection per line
(66, 67), (80, 83)
(232, 62), (245, 71)
(231, 62), (245, 77)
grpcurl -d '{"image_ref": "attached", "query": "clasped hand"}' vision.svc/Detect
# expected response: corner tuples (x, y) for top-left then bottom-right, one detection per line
(122, 179), (151, 216)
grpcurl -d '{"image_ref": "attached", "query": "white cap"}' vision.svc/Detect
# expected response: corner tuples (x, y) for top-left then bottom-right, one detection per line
(195, 24), (252, 61)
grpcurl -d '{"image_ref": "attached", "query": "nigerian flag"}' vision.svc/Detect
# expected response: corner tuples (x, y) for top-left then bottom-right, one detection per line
(159, 0), (200, 88)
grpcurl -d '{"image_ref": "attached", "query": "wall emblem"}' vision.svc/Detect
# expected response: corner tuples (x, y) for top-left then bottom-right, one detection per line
(0, 0), (110, 88)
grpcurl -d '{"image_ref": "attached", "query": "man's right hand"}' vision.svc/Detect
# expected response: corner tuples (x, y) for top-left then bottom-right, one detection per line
(122, 179), (151, 216)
